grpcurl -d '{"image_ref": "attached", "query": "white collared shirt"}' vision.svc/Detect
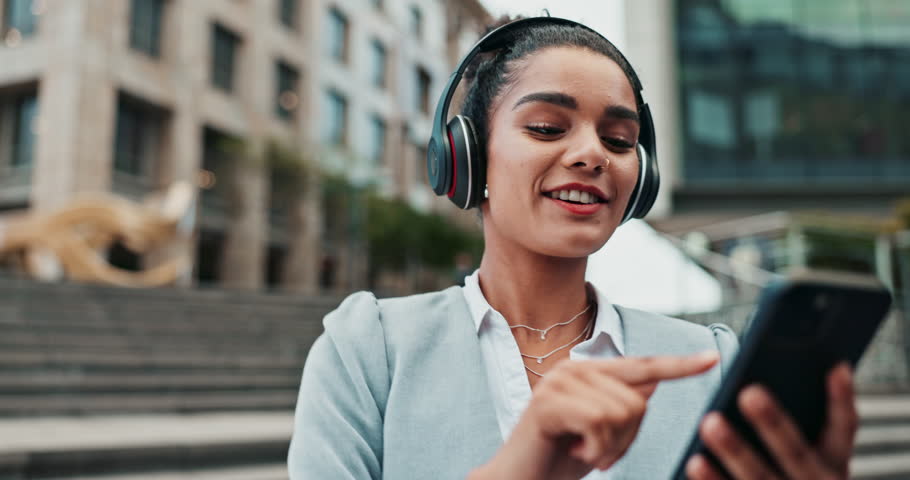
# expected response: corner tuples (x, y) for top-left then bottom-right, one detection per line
(462, 270), (624, 480)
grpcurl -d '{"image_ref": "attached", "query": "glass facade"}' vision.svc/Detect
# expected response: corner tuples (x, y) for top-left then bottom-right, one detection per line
(211, 24), (239, 93)
(676, 0), (910, 187)
(129, 0), (164, 58)
(2, 0), (36, 37)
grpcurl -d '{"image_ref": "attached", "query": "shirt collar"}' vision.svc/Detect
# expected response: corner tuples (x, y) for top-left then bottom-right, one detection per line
(461, 269), (625, 356)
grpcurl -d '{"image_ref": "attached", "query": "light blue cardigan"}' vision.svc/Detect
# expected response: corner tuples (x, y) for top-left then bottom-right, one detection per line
(288, 287), (738, 479)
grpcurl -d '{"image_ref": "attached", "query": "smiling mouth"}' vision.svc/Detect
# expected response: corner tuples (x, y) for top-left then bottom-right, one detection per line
(543, 190), (607, 205)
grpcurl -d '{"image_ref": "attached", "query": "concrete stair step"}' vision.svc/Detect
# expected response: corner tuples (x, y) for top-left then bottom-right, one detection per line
(852, 452), (910, 480)
(0, 318), (320, 336)
(0, 412), (291, 479)
(858, 395), (910, 421)
(855, 423), (910, 455)
(10, 307), (313, 322)
(0, 392), (296, 416)
(0, 351), (302, 371)
(0, 278), (339, 308)
(0, 339), (305, 360)
(0, 372), (298, 393)
(5, 290), (328, 306)
(43, 463), (289, 480)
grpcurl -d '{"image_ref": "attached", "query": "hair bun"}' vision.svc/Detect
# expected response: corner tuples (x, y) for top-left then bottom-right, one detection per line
(463, 14), (527, 82)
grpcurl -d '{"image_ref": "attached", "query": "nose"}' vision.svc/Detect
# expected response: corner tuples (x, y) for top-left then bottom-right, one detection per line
(560, 127), (608, 173)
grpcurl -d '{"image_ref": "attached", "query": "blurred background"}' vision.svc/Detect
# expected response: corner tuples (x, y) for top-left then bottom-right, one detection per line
(0, 0), (908, 478)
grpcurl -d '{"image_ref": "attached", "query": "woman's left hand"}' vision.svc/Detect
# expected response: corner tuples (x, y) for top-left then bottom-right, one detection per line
(686, 362), (858, 480)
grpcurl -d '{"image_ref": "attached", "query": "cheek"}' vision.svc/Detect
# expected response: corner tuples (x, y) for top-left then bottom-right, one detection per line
(613, 157), (642, 208)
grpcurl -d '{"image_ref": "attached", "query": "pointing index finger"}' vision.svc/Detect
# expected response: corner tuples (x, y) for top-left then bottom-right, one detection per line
(599, 351), (720, 386)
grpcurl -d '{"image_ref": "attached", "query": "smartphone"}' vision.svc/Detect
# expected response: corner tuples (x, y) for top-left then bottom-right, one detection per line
(672, 269), (893, 479)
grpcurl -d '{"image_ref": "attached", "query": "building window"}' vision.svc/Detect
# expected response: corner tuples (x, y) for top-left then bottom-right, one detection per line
(211, 24), (240, 92)
(275, 61), (300, 121)
(200, 127), (237, 208)
(415, 66), (431, 115)
(265, 243), (287, 288)
(368, 114), (386, 165)
(409, 6), (422, 39)
(113, 95), (163, 178)
(369, 39), (387, 88)
(327, 7), (348, 63)
(323, 90), (347, 146)
(129, 0), (165, 58)
(9, 93), (38, 168)
(278, 0), (297, 30)
(195, 229), (224, 284)
(415, 144), (427, 184)
(2, 0), (37, 40)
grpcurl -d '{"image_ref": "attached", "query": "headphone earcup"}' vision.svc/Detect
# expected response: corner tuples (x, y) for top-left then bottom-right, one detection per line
(637, 145), (660, 217)
(446, 115), (481, 209)
(621, 144), (660, 223)
(426, 135), (451, 196)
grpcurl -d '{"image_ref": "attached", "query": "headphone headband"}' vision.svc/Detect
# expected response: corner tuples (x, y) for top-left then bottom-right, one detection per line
(432, 17), (646, 152)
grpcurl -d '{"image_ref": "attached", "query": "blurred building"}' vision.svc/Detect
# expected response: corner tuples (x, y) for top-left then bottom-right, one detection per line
(620, 0), (909, 281)
(617, 0), (909, 387)
(0, 0), (489, 291)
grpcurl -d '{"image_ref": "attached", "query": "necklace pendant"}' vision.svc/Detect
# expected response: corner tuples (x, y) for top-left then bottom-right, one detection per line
(540, 331), (546, 340)
(537, 358), (542, 364)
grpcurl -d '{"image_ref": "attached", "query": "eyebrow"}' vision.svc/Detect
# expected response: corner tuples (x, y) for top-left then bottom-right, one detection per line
(604, 105), (640, 124)
(512, 91), (640, 124)
(513, 91), (577, 110)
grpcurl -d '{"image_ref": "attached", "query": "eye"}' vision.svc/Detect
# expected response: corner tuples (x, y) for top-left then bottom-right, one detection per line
(526, 124), (565, 136)
(602, 137), (635, 150)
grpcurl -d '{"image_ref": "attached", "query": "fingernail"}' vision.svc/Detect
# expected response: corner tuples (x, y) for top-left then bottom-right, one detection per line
(839, 362), (853, 378)
(695, 350), (719, 362)
(686, 455), (702, 476)
(739, 385), (767, 413)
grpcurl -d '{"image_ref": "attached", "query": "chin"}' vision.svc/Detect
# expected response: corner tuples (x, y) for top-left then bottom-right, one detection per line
(536, 231), (612, 259)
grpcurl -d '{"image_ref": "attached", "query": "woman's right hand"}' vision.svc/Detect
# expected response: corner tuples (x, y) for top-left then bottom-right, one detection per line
(470, 351), (719, 480)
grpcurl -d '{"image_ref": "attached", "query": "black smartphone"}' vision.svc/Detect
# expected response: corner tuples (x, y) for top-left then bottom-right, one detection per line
(672, 269), (893, 479)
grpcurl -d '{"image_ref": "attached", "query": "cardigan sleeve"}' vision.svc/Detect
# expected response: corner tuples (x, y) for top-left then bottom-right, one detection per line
(288, 291), (390, 480)
(708, 322), (739, 378)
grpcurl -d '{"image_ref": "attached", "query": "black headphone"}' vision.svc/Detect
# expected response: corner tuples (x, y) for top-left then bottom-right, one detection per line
(426, 16), (660, 224)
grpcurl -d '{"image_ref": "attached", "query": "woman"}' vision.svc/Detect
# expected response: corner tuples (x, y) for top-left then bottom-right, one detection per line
(288, 17), (858, 480)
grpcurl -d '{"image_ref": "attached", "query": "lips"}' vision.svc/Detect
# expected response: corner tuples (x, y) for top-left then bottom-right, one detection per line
(546, 196), (605, 215)
(541, 183), (609, 215)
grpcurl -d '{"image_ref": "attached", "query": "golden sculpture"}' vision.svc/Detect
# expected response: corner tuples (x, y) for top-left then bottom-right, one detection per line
(0, 182), (195, 287)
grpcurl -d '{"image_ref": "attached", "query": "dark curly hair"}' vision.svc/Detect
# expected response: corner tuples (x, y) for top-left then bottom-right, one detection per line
(461, 16), (643, 158)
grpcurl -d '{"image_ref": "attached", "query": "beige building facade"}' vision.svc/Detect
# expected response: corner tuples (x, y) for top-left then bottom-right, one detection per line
(0, 0), (490, 292)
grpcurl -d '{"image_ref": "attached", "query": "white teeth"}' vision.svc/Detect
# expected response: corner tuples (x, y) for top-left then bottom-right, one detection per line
(547, 189), (601, 204)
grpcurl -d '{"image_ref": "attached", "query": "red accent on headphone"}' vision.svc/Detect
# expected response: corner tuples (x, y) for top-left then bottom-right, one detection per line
(446, 130), (457, 198)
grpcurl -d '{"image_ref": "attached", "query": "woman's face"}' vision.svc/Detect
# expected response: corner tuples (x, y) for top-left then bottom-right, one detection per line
(481, 46), (641, 258)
